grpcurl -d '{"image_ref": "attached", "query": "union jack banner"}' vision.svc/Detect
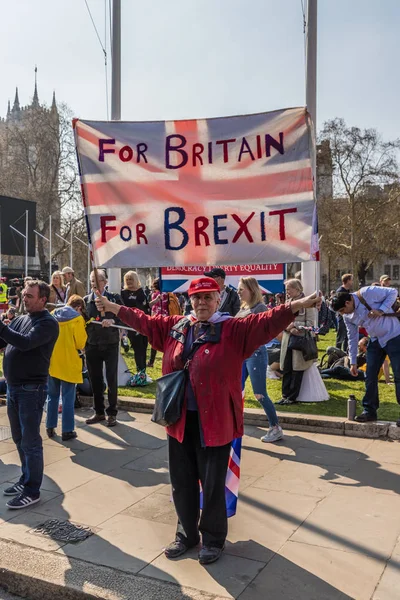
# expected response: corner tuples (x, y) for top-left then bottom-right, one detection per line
(311, 203), (320, 261)
(225, 438), (242, 518)
(73, 107), (316, 268)
(161, 264), (285, 294)
(199, 437), (241, 519)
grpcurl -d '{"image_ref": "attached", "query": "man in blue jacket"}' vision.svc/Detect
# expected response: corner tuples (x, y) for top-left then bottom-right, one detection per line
(332, 286), (400, 423)
(0, 280), (59, 509)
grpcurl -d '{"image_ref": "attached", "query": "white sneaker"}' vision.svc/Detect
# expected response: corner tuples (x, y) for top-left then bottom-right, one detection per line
(261, 425), (284, 443)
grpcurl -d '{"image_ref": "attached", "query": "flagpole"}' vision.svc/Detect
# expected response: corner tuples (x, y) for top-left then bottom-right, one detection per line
(25, 210), (29, 278)
(49, 215), (52, 283)
(70, 223), (73, 269)
(107, 0), (122, 294)
(0, 205), (2, 279)
(301, 0), (319, 300)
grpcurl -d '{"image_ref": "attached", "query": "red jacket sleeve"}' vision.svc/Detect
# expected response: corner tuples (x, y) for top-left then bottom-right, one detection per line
(118, 306), (182, 352)
(231, 304), (294, 359)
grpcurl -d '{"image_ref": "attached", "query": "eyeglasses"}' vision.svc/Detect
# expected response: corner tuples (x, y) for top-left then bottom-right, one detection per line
(191, 294), (216, 302)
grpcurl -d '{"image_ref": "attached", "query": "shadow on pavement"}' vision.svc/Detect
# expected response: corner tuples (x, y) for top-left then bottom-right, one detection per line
(0, 408), (386, 598)
(243, 429), (400, 494)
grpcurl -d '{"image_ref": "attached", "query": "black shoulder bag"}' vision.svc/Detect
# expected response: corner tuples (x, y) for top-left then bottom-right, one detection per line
(288, 330), (318, 361)
(287, 309), (318, 361)
(151, 341), (201, 427)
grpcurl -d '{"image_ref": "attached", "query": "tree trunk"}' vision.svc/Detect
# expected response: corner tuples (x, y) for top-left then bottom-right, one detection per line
(327, 253), (331, 293)
(349, 194), (356, 282)
(357, 262), (367, 287)
(37, 237), (47, 277)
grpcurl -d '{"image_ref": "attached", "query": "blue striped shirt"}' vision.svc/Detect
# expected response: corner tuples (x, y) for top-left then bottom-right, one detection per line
(344, 286), (400, 364)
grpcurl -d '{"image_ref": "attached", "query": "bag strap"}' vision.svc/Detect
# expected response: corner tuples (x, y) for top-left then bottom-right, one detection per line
(183, 335), (204, 369)
(356, 290), (399, 317)
(356, 290), (372, 312)
(53, 285), (64, 303)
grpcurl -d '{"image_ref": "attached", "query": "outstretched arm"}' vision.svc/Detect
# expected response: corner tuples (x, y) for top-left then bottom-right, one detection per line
(238, 292), (322, 358)
(94, 292), (180, 351)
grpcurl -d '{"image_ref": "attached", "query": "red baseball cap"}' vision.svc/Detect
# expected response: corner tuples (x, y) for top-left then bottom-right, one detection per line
(188, 277), (220, 296)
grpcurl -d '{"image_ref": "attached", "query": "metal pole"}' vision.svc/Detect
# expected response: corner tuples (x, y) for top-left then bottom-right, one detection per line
(49, 216), (52, 283)
(302, 0), (319, 299)
(70, 224), (73, 268)
(25, 210), (28, 278)
(87, 243), (91, 293)
(0, 205), (2, 278)
(111, 0), (121, 121)
(306, 0), (317, 177)
(108, 0), (122, 293)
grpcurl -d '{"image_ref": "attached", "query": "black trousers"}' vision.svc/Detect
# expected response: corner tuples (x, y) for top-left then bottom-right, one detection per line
(127, 332), (148, 371)
(149, 347), (157, 365)
(168, 411), (231, 549)
(336, 316), (348, 352)
(85, 344), (119, 416)
(282, 348), (304, 402)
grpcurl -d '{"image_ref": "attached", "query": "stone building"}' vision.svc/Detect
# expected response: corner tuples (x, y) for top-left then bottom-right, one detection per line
(0, 72), (60, 279)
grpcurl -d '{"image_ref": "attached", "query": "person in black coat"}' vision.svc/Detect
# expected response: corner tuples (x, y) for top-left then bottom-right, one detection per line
(84, 270), (122, 427)
(203, 268), (240, 316)
(121, 271), (150, 372)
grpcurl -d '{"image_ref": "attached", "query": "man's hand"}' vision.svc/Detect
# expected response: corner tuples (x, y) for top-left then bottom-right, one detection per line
(94, 290), (121, 317)
(350, 365), (358, 377)
(290, 291), (322, 314)
(368, 309), (383, 319)
(101, 319), (115, 328)
(94, 291), (111, 313)
(290, 327), (302, 336)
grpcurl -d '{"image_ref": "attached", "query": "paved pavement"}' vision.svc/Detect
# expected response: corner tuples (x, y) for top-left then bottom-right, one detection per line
(0, 405), (399, 599)
(0, 591), (27, 600)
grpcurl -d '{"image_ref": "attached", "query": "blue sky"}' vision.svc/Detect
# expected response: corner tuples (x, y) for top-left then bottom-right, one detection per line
(1, 0), (399, 139)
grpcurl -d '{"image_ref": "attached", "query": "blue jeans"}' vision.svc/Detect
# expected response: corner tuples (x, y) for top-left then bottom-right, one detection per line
(362, 334), (400, 416)
(46, 377), (76, 433)
(7, 383), (47, 497)
(242, 346), (279, 427)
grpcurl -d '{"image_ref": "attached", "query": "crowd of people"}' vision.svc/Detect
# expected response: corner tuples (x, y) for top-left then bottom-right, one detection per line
(0, 265), (399, 565)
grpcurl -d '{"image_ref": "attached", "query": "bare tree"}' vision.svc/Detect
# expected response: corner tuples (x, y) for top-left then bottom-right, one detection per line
(0, 101), (82, 273)
(318, 118), (400, 285)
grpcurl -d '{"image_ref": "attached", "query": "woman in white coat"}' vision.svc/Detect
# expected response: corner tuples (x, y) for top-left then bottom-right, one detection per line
(276, 278), (316, 405)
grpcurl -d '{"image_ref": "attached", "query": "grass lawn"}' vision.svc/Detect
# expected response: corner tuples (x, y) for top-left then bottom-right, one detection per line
(119, 330), (400, 422)
(1, 329), (397, 421)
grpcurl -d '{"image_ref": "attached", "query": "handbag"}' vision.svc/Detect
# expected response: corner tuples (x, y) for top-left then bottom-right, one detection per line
(152, 369), (187, 427)
(288, 330), (318, 361)
(151, 334), (202, 427)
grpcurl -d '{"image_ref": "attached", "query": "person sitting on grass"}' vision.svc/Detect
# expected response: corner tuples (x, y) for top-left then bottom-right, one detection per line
(320, 337), (367, 381)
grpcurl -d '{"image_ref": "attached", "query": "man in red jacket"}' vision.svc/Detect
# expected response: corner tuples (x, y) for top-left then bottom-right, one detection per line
(95, 277), (320, 565)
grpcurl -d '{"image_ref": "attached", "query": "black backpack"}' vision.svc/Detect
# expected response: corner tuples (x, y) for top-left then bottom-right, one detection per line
(319, 346), (347, 371)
